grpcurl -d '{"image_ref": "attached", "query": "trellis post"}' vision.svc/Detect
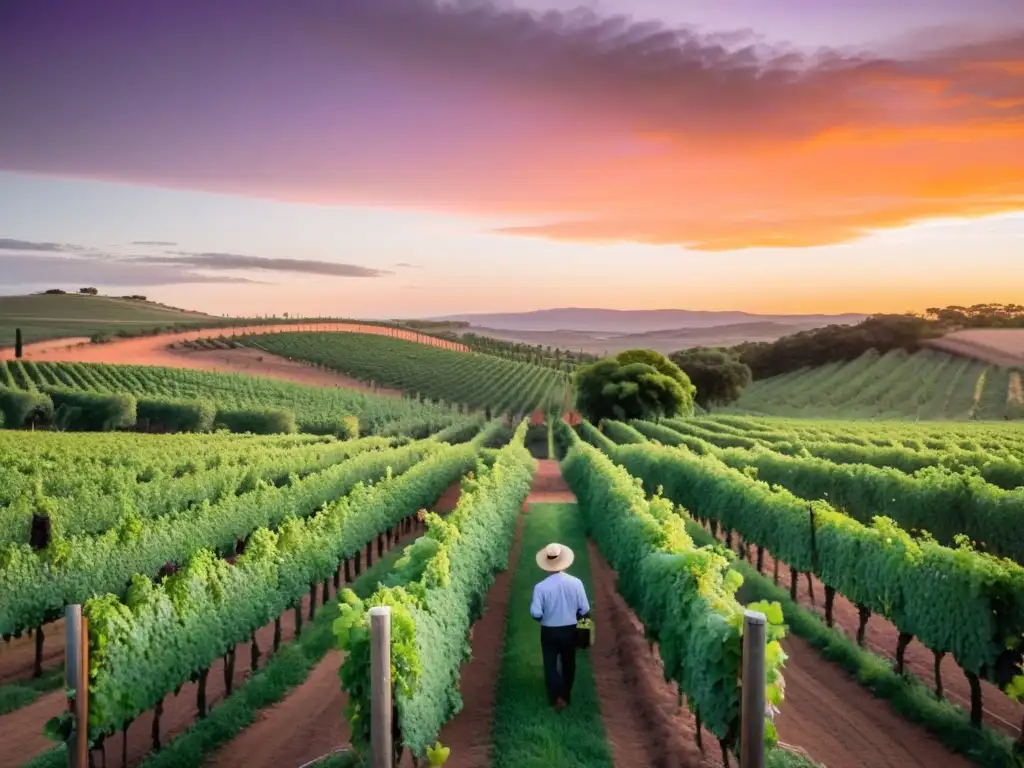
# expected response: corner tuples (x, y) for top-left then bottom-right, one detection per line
(741, 610), (766, 768)
(369, 606), (393, 768)
(65, 605), (89, 768)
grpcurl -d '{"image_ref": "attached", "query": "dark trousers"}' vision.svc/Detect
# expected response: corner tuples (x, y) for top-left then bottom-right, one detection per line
(540, 624), (577, 705)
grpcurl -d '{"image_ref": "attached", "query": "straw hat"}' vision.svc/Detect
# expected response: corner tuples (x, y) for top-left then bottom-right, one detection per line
(536, 542), (574, 572)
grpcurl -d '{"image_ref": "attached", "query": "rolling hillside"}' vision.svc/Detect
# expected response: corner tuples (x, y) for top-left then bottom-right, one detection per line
(431, 308), (868, 354)
(730, 348), (1023, 420)
(0, 293), (217, 346)
(431, 307), (867, 333)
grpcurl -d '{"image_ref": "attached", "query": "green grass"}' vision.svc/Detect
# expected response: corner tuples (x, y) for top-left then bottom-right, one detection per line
(490, 502), (614, 768)
(0, 665), (65, 715)
(0, 294), (216, 346)
(731, 349), (1020, 421)
(23, 538), (416, 768)
(683, 518), (1019, 768)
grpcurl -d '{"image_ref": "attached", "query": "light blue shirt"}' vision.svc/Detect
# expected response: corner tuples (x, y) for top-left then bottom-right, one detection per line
(530, 572), (590, 627)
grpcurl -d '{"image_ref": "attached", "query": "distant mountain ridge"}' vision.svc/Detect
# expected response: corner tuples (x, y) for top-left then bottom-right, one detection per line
(431, 307), (869, 334)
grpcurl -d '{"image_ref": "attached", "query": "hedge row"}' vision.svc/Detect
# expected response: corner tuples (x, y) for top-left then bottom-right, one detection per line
(601, 440), (1024, 716)
(336, 420), (535, 760)
(0, 439), (430, 637)
(650, 419), (1024, 568)
(0, 385), (309, 436)
(559, 425), (788, 753)
(81, 438), (482, 741)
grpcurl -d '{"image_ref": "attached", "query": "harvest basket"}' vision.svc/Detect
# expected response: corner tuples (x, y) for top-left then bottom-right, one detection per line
(576, 617), (595, 649)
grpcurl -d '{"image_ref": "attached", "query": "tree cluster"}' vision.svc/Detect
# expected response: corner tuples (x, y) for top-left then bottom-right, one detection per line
(730, 314), (937, 379)
(670, 348), (752, 410)
(724, 304), (1024, 381)
(573, 349), (695, 423)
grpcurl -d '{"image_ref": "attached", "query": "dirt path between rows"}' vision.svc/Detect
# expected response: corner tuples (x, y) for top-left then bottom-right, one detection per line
(1, 322), (467, 364)
(586, 541), (721, 768)
(740, 537), (1023, 740)
(579, 465), (973, 768)
(0, 515), (428, 768)
(206, 480), (461, 768)
(0, 622), (65, 686)
(434, 515), (524, 768)
(524, 461), (715, 768)
(436, 460), (572, 768)
(773, 635), (971, 768)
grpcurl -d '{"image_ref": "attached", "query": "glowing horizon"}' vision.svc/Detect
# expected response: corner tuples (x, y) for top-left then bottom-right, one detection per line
(0, 0), (1022, 317)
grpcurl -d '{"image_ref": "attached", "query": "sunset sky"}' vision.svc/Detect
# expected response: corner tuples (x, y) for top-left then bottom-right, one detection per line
(1, 0), (1022, 318)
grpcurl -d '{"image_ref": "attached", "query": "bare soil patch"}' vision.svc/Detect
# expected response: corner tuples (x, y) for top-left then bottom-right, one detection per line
(169, 347), (406, 396)
(2, 322), (468, 364)
(525, 459), (576, 505)
(0, 620), (65, 685)
(925, 329), (1024, 367)
(0, 322), (463, 397)
(773, 634), (971, 768)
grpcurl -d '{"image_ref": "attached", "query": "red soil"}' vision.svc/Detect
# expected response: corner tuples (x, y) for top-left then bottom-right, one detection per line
(210, 462), (574, 768)
(773, 633), (972, 767)
(0, 522), (420, 768)
(0, 322), (468, 365)
(524, 459), (577, 505)
(168, 347), (408, 396)
(0, 621), (65, 686)
(579, 519), (975, 768)
(734, 534), (1022, 741)
(207, 484), (464, 768)
(586, 540), (723, 768)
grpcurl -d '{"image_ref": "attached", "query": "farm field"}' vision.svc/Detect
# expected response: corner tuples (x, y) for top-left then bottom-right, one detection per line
(242, 331), (569, 417)
(731, 348), (1023, 420)
(0, 294), (217, 347)
(585, 417), (1024, 764)
(925, 329), (1024, 368)
(0, 327), (1021, 768)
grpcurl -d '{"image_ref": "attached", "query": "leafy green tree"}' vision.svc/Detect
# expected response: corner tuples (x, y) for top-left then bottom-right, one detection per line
(670, 348), (752, 410)
(573, 349), (695, 423)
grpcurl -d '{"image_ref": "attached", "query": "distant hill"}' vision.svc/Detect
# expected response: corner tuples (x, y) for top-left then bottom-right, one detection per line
(429, 308), (868, 355)
(0, 293), (217, 347)
(463, 321), (827, 355)
(431, 308), (868, 334)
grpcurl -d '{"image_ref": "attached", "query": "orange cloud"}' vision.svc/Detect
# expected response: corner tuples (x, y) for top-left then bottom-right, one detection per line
(3, 1), (1022, 253)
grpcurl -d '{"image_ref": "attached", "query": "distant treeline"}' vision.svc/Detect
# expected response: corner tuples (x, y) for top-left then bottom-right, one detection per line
(701, 304), (1024, 380)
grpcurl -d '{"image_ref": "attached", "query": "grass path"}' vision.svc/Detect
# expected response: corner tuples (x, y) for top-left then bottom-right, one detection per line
(489, 502), (614, 768)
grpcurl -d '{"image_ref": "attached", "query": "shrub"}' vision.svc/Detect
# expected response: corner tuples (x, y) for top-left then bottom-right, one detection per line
(0, 387), (54, 428)
(299, 415), (360, 440)
(214, 407), (297, 435)
(43, 388), (137, 431)
(136, 397), (217, 433)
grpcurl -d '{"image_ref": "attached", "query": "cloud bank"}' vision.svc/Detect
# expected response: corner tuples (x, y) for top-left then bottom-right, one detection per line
(0, 0), (1021, 250)
(1, 238), (391, 286)
(141, 252), (391, 277)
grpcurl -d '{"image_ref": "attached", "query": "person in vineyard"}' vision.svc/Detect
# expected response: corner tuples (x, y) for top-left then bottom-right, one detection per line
(530, 542), (591, 711)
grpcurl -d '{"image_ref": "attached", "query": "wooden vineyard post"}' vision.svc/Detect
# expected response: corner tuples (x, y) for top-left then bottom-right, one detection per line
(369, 606), (393, 768)
(65, 605), (89, 768)
(740, 610), (766, 768)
